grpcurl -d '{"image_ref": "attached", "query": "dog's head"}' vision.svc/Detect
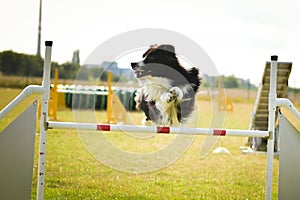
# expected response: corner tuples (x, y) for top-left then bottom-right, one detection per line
(131, 44), (180, 79)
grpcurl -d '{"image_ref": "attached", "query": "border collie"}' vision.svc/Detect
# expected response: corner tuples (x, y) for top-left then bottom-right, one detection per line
(131, 44), (201, 126)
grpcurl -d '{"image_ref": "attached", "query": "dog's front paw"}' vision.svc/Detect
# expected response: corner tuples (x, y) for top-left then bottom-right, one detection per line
(160, 92), (173, 103)
(170, 87), (183, 100)
(161, 87), (183, 103)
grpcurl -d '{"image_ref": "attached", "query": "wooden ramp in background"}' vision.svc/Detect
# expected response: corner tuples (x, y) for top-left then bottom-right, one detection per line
(249, 62), (292, 131)
(246, 61), (292, 152)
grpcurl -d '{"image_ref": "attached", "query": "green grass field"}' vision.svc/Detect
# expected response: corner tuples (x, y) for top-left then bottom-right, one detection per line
(0, 88), (284, 199)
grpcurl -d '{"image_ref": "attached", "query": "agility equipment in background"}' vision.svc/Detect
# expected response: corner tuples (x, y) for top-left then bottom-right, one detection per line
(38, 67), (59, 120)
(218, 78), (233, 112)
(278, 114), (300, 199)
(62, 85), (137, 111)
(248, 61), (292, 151)
(106, 71), (133, 124)
(0, 41), (299, 200)
(0, 101), (37, 199)
(44, 69), (136, 124)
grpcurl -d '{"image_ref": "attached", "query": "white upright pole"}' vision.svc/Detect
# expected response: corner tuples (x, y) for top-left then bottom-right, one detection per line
(265, 55), (277, 200)
(37, 41), (53, 200)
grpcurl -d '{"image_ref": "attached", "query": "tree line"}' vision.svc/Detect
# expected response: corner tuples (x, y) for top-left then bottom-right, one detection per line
(0, 50), (118, 81)
(0, 50), (260, 89)
(0, 50), (79, 79)
(203, 74), (257, 89)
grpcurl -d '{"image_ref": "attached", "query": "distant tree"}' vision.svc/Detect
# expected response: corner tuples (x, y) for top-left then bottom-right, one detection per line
(26, 54), (44, 77)
(223, 75), (239, 88)
(58, 62), (80, 79)
(88, 67), (105, 79)
(76, 65), (90, 80)
(0, 50), (44, 77)
(0, 50), (20, 75)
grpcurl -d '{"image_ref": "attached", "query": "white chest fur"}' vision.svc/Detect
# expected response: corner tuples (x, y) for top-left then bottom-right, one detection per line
(139, 76), (172, 101)
(138, 76), (186, 125)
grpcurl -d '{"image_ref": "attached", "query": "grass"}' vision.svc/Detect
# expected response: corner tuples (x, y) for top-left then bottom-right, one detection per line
(0, 88), (41, 131)
(1, 88), (292, 199)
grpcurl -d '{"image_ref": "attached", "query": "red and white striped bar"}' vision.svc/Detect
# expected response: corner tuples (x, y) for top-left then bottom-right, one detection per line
(47, 121), (269, 138)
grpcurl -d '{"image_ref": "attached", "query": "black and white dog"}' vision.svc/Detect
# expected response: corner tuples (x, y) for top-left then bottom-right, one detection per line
(131, 44), (201, 126)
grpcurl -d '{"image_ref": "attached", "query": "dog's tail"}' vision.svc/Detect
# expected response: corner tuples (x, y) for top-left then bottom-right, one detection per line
(188, 67), (202, 92)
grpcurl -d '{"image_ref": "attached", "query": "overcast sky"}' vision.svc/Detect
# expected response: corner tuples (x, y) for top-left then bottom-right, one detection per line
(0, 0), (299, 87)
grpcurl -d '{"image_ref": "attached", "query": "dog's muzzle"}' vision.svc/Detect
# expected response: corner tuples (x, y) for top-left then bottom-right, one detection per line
(131, 61), (145, 69)
(131, 62), (146, 78)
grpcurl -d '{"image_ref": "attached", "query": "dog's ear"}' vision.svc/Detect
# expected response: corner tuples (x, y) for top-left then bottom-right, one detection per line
(143, 44), (158, 58)
(158, 45), (175, 54)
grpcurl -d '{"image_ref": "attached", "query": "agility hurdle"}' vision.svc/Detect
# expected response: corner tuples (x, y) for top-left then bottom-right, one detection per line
(0, 41), (299, 200)
(47, 121), (269, 137)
